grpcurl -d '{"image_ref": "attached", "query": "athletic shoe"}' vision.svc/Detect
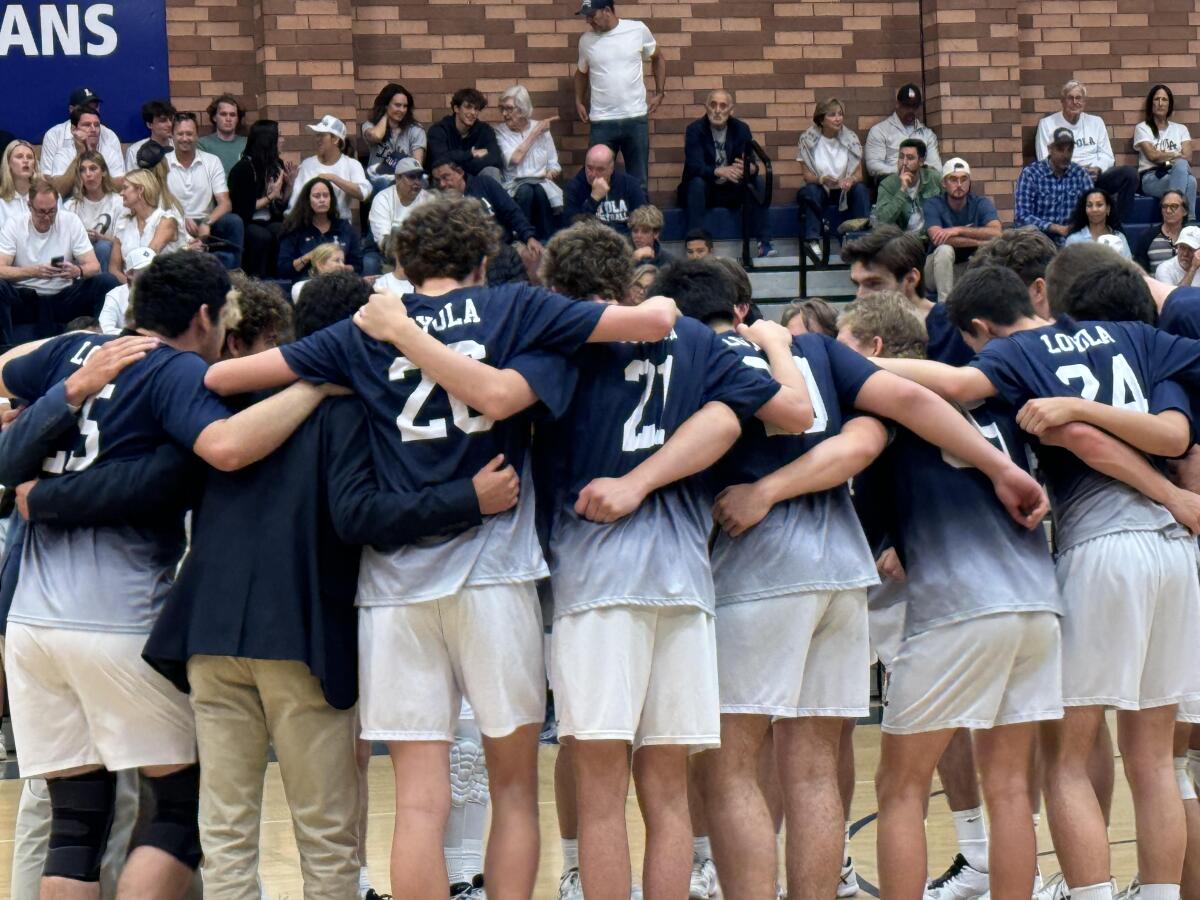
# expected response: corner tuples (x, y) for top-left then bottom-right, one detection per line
(805, 240), (823, 262)
(1032, 872), (1067, 900)
(690, 857), (719, 899)
(465, 873), (487, 898)
(837, 218), (870, 236)
(757, 241), (777, 258)
(925, 854), (989, 900)
(558, 868), (584, 900)
(364, 891), (392, 900)
(838, 858), (861, 897)
(450, 882), (473, 897)
(1115, 876), (1141, 900)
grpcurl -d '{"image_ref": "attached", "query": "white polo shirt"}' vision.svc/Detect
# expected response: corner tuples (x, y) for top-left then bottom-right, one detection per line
(578, 18), (657, 122)
(39, 120), (126, 178)
(165, 149), (228, 219)
(0, 209), (94, 295)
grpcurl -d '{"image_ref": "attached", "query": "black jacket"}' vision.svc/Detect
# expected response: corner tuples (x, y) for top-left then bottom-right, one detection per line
(426, 115), (503, 176)
(681, 116), (755, 184)
(465, 174), (536, 244)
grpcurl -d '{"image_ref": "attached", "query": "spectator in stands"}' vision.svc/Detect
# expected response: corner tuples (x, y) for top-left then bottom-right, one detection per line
(98, 245), (155, 335)
(288, 116), (372, 223)
(166, 112), (244, 269)
(108, 169), (187, 277)
(1134, 84), (1196, 220)
(64, 151), (123, 275)
(871, 138), (942, 233)
(679, 88), (773, 258)
(781, 297), (838, 336)
(426, 88), (503, 182)
(629, 204), (674, 267)
(563, 143), (646, 235)
(45, 104), (126, 190)
(430, 158), (542, 259)
(1063, 188), (1131, 258)
(124, 99), (176, 173)
(1136, 189), (1189, 272)
(573, 0), (664, 191)
(496, 84), (563, 242)
(922, 157), (1002, 302)
(369, 157), (431, 250)
(278, 177), (362, 282)
(685, 229), (712, 259)
(291, 243), (354, 302)
(361, 83), (427, 194)
(40, 87), (125, 179)
(626, 262), (657, 304)
(228, 119), (290, 278)
(0, 176), (118, 343)
(1034, 80), (1137, 220)
(1153, 224), (1200, 287)
(0, 140), (37, 230)
(1014, 128), (1093, 244)
(199, 94), (248, 176)
(796, 97), (870, 259)
(374, 227), (415, 296)
(865, 83), (942, 182)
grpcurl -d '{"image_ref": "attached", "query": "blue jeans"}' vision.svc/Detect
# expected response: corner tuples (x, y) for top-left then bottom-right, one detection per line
(1141, 159), (1198, 221)
(589, 116), (650, 191)
(92, 239), (113, 276)
(209, 215), (244, 270)
(681, 176), (770, 243)
(797, 182), (871, 240)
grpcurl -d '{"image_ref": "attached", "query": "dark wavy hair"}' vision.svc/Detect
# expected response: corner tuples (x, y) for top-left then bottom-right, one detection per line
(1067, 188), (1121, 236)
(281, 177), (341, 234)
(241, 119), (283, 198)
(133, 251), (230, 338)
(1144, 84), (1175, 139)
(369, 83), (416, 131)
(294, 270), (372, 338)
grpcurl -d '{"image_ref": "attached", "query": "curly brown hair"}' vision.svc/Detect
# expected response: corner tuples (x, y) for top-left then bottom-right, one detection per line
(228, 272), (293, 348)
(395, 194), (500, 286)
(539, 219), (635, 302)
(837, 290), (928, 360)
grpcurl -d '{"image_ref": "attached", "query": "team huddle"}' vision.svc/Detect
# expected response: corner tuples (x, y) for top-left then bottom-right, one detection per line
(2, 193), (1200, 900)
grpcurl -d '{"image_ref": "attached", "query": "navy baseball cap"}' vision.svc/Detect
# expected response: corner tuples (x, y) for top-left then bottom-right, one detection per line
(897, 84), (922, 107)
(1051, 127), (1076, 146)
(576, 0), (614, 14)
(69, 87), (101, 107)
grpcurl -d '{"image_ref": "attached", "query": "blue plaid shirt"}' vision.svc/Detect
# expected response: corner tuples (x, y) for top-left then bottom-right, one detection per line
(1013, 159), (1093, 244)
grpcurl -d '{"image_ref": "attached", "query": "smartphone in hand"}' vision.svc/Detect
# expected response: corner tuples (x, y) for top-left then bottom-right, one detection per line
(50, 256), (64, 268)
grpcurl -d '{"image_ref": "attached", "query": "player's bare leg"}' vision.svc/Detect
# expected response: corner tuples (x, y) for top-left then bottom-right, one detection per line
(1040, 708), (1111, 889)
(1117, 706), (1186, 887)
(1089, 720), (1115, 827)
(386, 742), (451, 899)
(634, 745), (693, 900)
(574, 739), (634, 900)
(114, 764), (198, 900)
(481, 724), (541, 900)
(775, 716), (847, 900)
(974, 723), (1039, 900)
(1173, 723), (1200, 900)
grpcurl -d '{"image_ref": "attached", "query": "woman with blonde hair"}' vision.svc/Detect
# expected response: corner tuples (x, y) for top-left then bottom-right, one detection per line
(64, 150), (124, 273)
(108, 168), (187, 279)
(796, 97), (870, 259)
(0, 140), (38, 228)
(626, 263), (658, 305)
(290, 241), (355, 301)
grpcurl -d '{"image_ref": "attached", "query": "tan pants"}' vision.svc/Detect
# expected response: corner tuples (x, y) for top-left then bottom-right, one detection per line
(188, 656), (359, 900)
(924, 243), (968, 304)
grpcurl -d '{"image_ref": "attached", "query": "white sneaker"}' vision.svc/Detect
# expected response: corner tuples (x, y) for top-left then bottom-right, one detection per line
(1115, 875), (1141, 900)
(838, 858), (861, 897)
(558, 868), (584, 900)
(925, 854), (989, 900)
(1033, 872), (1068, 900)
(0, 730), (8, 761)
(690, 857), (719, 899)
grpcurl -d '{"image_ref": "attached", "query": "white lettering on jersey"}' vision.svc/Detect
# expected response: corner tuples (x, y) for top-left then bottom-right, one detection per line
(414, 298), (483, 335)
(1038, 325), (1116, 355)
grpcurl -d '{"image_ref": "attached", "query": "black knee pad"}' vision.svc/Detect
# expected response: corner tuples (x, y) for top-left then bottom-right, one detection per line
(131, 765), (202, 870)
(45, 769), (118, 882)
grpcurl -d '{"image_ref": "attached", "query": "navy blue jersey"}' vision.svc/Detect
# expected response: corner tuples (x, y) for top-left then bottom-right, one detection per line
(1159, 287), (1200, 340)
(857, 401), (1061, 638)
(1, 334), (232, 633)
(279, 282), (605, 605)
(925, 302), (975, 366)
(541, 317), (781, 617)
(709, 332), (880, 603)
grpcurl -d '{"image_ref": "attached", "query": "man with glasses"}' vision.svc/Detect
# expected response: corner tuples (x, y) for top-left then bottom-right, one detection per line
(1137, 191), (1190, 272)
(0, 177), (117, 345)
(1034, 80), (1138, 221)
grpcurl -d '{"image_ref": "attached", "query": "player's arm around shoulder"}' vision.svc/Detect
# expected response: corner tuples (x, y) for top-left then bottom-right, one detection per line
(203, 347), (297, 397)
(587, 295), (678, 344)
(870, 356), (996, 407)
(737, 320), (814, 434)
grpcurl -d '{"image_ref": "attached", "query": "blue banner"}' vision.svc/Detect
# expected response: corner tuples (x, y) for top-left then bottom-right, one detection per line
(1, 1), (169, 143)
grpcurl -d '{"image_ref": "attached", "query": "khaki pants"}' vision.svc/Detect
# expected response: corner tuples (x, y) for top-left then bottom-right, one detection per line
(924, 243), (968, 304)
(188, 657), (359, 900)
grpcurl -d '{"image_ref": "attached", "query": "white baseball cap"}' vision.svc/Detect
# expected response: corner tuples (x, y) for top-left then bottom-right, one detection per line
(1096, 234), (1125, 253)
(124, 246), (156, 272)
(308, 115), (347, 141)
(1177, 225), (1200, 250)
(941, 157), (971, 178)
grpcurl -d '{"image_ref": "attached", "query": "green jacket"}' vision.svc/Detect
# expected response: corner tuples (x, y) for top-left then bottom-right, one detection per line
(873, 166), (943, 232)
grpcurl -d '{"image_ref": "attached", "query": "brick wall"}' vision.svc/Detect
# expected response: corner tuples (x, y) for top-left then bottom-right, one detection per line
(162, 0), (1200, 220)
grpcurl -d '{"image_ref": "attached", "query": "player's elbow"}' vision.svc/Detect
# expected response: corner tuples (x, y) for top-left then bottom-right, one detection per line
(478, 377), (537, 421)
(638, 307), (676, 342)
(758, 388), (813, 435)
(203, 362), (238, 397)
(193, 426), (249, 473)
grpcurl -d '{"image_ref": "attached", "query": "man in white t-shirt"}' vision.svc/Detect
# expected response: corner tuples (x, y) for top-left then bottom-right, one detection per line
(287, 116), (373, 222)
(124, 100), (176, 174)
(1154, 225), (1200, 288)
(573, 0), (665, 191)
(40, 87), (126, 181)
(1034, 80), (1138, 221)
(165, 113), (244, 270)
(368, 158), (432, 249)
(0, 178), (119, 345)
(43, 106), (127, 192)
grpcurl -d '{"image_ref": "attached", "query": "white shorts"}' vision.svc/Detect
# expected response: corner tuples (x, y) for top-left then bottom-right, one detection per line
(1057, 532), (1200, 710)
(882, 611), (1064, 734)
(551, 605), (720, 749)
(6, 624), (196, 778)
(358, 582), (545, 742)
(717, 590), (870, 718)
(869, 600), (906, 670)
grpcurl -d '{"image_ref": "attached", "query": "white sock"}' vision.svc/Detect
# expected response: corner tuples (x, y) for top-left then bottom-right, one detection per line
(562, 838), (579, 872)
(1188, 749), (1200, 790)
(951, 806), (989, 872)
(1140, 885), (1182, 900)
(1177, 757), (1198, 800)
(844, 821), (852, 863)
(693, 835), (712, 862)
(1032, 812), (1041, 830)
(462, 838), (484, 880)
(1071, 882), (1115, 900)
(358, 866), (371, 897)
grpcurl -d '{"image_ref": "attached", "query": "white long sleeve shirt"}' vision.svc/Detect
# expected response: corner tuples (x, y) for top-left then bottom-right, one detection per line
(1035, 111), (1114, 171)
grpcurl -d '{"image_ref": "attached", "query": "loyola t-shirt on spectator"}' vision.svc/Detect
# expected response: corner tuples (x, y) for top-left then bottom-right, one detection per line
(198, 133), (248, 177)
(1134, 121), (1192, 173)
(577, 19), (657, 121)
(0, 209), (93, 294)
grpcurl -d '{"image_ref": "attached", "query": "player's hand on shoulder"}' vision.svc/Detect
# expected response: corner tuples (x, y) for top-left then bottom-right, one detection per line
(65, 335), (160, 406)
(992, 464), (1050, 530)
(713, 482), (772, 537)
(14, 480), (35, 520)
(1168, 445), (1200, 494)
(473, 454), (519, 516)
(737, 319), (792, 351)
(353, 290), (412, 345)
(1016, 396), (1082, 435)
(875, 547), (906, 582)
(0, 404), (23, 430)
(575, 476), (647, 524)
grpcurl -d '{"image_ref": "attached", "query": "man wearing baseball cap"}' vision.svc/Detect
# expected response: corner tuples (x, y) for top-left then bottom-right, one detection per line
(573, 0), (665, 191)
(864, 83), (943, 182)
(286, 115), (373, 224)
(1154, 224), (1200, 287)
(39, 88), (126, 181)
(1014, 128), (1093, 245)
(368, 157), (432, 249)
(922, 157), (1002, 303)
